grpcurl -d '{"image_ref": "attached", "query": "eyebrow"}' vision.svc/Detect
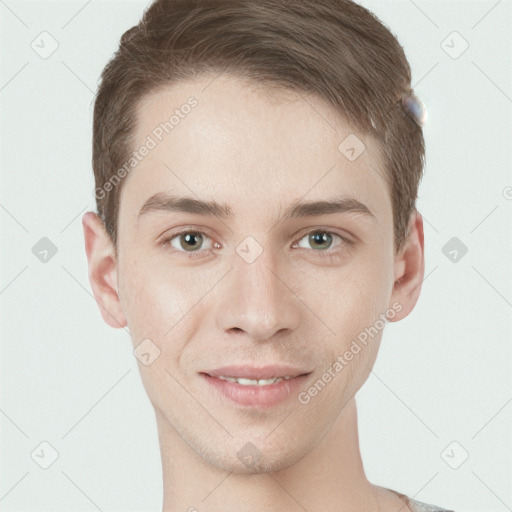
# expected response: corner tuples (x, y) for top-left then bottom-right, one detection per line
(137, 192), (375, 222)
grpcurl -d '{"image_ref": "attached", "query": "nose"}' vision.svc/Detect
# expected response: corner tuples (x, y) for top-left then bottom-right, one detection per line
(215, 244), (302, 342)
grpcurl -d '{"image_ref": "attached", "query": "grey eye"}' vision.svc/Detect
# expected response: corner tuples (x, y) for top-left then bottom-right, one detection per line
(296, 231), (341, 251)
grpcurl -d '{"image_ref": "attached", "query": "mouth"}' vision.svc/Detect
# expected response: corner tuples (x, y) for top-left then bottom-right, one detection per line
(200, 365), (312, 408)
(210, 375), (296, 386)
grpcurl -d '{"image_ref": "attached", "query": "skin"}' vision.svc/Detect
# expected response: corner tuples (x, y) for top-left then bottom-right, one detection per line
(83, 74), (424, 512)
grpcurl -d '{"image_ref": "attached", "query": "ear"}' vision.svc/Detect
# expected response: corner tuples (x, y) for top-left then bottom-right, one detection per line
(82, 211), (127, 329)
(388, 211), (425, 322)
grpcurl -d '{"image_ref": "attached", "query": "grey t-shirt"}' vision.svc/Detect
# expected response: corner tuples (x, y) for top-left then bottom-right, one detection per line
(386, 488), (455, 512)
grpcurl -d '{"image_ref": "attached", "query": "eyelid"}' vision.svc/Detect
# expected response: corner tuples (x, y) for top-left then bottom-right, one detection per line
(159, 227), (217, 255)
(159, 226), (354, 256)
(293, 227), (354, 246)
(291, 229), (353, 256)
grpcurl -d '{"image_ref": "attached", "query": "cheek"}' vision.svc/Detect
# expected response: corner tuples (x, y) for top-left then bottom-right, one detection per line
(322, 260), (392, 330)
(117, 252), (217, 345)
(118, 233), (393, 348)
(306, 268), (388, 415)
(314, 252), (393, 378)
(117, 255), (202, 402)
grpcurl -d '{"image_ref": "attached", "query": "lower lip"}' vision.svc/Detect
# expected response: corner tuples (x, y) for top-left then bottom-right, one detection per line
(201, 373), (310, 408)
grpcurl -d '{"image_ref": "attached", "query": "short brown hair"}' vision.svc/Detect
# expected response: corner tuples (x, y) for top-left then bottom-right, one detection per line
(92, 0), (425, 253)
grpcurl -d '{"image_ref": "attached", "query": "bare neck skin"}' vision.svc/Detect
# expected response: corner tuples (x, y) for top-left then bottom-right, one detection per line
(156, 397), (406, 511)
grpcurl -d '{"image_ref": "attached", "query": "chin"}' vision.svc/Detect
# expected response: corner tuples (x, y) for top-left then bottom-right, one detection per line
(200, 439), (310, 475)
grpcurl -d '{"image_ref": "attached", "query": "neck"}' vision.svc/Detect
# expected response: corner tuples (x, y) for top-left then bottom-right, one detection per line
(156, 397), (385, 511)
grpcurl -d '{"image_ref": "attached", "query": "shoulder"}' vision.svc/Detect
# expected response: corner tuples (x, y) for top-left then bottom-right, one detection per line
(406, 496), (455, 512)
(385, 487), (455, 512)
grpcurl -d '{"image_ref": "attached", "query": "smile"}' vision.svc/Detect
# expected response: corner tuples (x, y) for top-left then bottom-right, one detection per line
(200, 370), (311, 408)
(215, 375), (295, 386)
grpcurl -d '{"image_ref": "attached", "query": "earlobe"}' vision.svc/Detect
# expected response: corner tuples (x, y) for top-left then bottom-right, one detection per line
(82, 211), (127, 329)
(388, 211), (425, 322)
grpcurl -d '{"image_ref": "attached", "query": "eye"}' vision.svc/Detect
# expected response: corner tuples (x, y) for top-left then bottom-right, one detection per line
(162, 230), (218, 255)
(292, 230), (350, 255)
(159, 227), (352, 259)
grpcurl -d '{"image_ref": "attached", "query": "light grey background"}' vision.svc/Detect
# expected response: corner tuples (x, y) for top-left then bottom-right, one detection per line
(1, 0), (511, 510)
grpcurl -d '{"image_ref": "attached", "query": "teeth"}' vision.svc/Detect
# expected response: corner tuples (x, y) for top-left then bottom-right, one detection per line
(216, 375), (294, 386)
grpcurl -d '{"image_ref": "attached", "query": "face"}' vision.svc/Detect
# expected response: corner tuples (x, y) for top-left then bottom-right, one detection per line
(110, 74), (403, 473)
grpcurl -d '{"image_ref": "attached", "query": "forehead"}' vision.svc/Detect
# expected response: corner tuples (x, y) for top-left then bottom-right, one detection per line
(120, 74), (390, 228)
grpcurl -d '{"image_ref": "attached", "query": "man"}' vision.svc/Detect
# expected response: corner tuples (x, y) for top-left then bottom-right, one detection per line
(83, 1), (453, 510)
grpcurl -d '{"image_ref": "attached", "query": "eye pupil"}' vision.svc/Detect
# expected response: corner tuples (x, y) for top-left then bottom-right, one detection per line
(309, 232), (332, 250)
(181, 232), (202, 251)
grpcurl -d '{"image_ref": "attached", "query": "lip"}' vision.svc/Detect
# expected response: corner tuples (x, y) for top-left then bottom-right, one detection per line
(205, 364), (309, 380)
(200, 365), (312, 408)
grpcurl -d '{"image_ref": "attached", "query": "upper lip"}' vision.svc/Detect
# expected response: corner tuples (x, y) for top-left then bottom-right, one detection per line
(204, 365), (311, 380)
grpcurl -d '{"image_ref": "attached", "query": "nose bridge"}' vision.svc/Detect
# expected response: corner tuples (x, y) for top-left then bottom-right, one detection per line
(216, 240), (301, 341)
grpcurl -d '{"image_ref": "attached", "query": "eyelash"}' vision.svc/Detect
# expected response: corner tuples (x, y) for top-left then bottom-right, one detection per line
(159, 227), (353, 260)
